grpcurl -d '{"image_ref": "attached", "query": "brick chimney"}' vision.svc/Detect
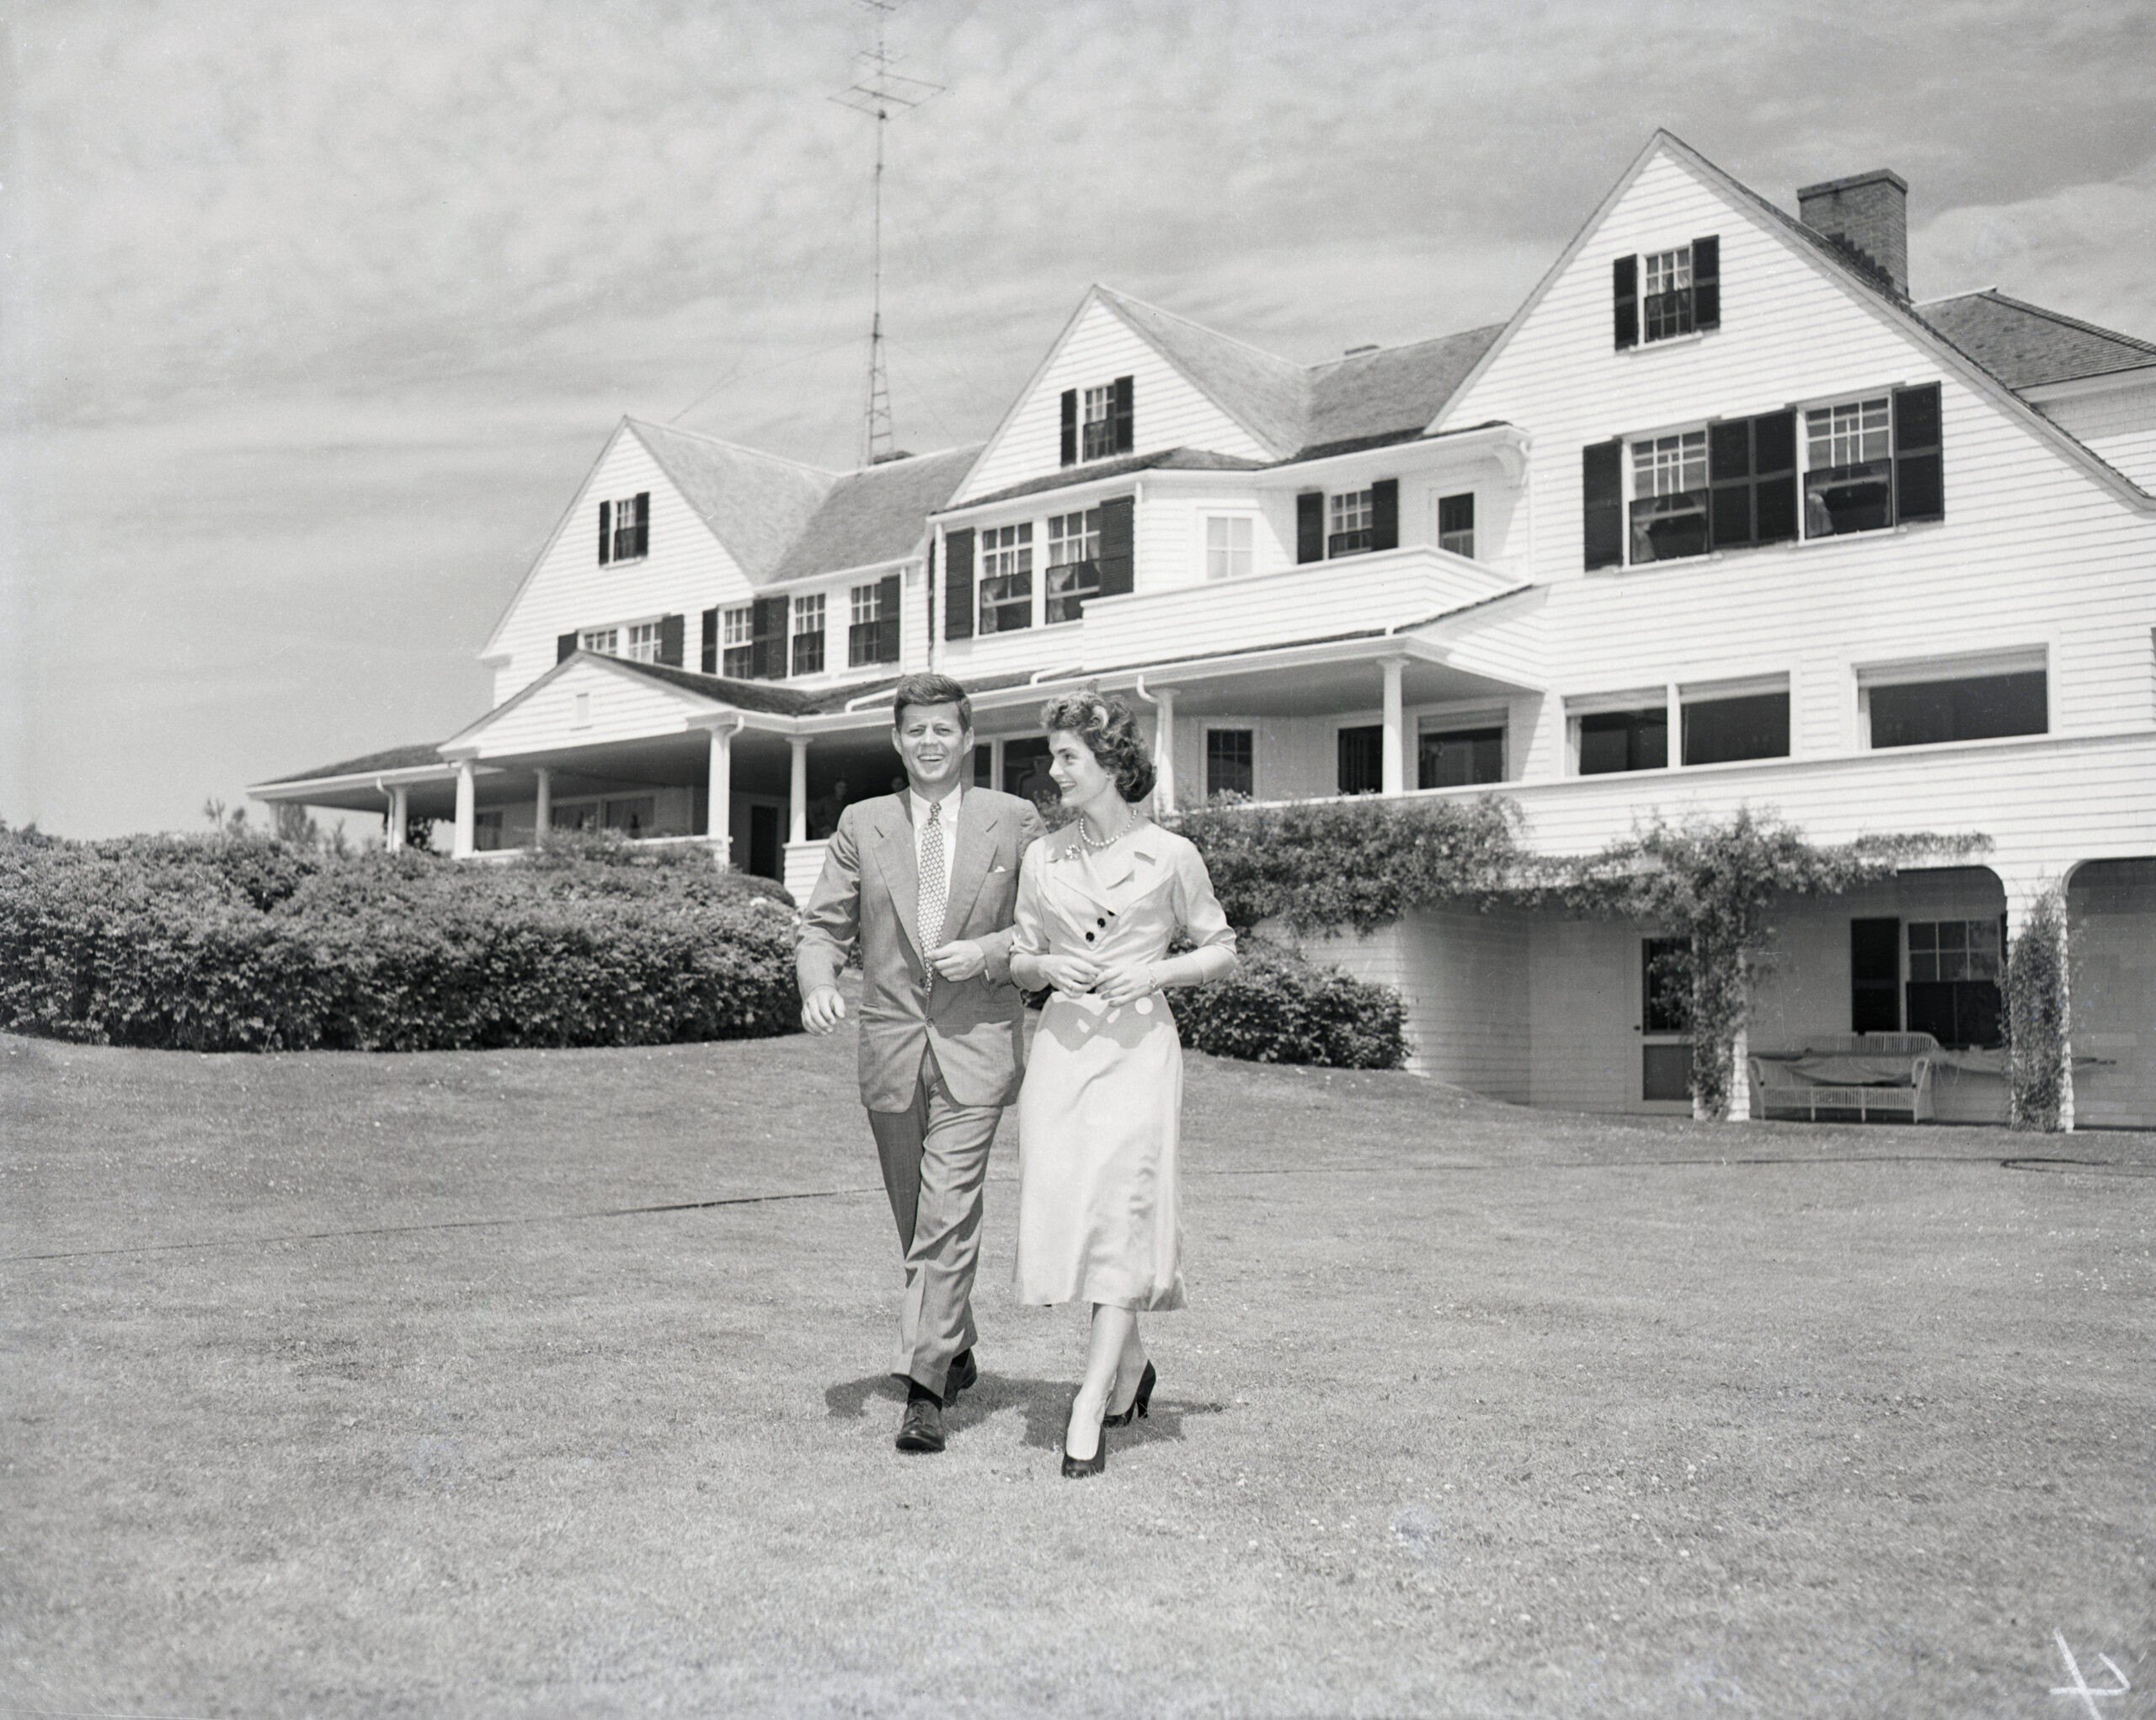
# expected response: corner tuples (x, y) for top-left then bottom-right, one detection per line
(1796, 168), (1909, 299)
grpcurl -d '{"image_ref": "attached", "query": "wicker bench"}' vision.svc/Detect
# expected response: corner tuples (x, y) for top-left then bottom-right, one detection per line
(1749, 1032), (1939, 1123)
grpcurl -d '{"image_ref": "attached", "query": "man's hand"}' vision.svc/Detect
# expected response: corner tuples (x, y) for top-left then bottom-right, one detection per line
(802, 985), (847, 1035)
(1091, 960), (1158, 1007)
(928, 939), (987, 982)
(1034, 954), (1102, 997)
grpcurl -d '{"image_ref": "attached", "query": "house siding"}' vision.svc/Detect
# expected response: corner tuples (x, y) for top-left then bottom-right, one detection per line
(2037, 377), (2156, 492)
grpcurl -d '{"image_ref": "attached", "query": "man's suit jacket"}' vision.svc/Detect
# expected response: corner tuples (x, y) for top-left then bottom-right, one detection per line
(796, 788), (1046, 1113)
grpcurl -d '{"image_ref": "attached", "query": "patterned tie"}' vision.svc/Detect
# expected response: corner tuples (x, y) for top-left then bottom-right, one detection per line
(918, 799), (947, 967)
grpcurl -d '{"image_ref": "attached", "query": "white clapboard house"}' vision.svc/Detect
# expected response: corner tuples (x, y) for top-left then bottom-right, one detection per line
(254, 133), (2156, 1127)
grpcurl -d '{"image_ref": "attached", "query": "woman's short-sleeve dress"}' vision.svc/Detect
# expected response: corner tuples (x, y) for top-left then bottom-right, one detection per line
(1011, 821), (1235, 1311)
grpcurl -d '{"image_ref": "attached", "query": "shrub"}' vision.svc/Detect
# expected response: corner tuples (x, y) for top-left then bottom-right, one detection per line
(0, 829), (800, 1052)
(1166, 937), (1406, 1070)
(2005, 889), (2070, 1132)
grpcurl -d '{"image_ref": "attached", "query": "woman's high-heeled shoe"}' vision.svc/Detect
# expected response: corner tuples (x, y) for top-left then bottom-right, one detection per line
(1061, 1394), (1107, 1479)
(1102, 1359), (1156, 1429)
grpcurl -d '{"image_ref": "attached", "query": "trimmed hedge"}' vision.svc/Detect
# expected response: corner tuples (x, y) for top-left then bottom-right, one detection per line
(0, 828), (798, 1052)
(1166, 937), (1406, 1070)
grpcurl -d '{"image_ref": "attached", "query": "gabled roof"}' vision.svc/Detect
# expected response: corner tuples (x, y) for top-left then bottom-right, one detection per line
(1097, 286), (1310, 457)
(627, 420), (838, 582)
(765, 445), (982, 584)
(1916, 290), (2156, 391)
(1300, 326), (1505, 458)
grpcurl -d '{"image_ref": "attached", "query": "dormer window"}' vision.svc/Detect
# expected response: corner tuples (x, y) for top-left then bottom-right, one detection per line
(1328, 489), (1374, 557)
(599, 492), (649, 564)
(580, 627), (619, 655)
(1059, 377), (1134, 467)
(1295, 478), (1399, 564)
(1614, 238), (1720, 349)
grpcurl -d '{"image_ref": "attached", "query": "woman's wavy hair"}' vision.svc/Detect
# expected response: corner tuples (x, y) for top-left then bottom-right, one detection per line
(1039, 692), (1156, 805)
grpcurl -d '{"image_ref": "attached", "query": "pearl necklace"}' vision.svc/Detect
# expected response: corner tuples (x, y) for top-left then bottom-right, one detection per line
(1077, 809), (1138, 851)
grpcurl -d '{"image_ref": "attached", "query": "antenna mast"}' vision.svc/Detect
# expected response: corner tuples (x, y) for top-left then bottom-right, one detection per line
(830, 2), (942, 466)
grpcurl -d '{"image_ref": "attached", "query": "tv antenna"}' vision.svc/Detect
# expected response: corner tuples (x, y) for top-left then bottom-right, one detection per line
(830, 1), (942, 466)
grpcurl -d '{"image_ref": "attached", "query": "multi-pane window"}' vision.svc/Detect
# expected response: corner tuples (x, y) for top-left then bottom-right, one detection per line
(1438, 493), (1476, 558)
(1419, 725), (1504, 788)
(1081, 386), (1118, 461)
(626, 622), (663, 664)
(1328, 489), (1374, 558)
(1907, 917), (2005, 1049)
(1642, 247), (1694, 341)
(1908, 919), (2000, 985)
(1206, 515), (1253, 580)
(1045, 509), (1101, 624)
(1577, 705), (1669, 775)
(1629, 430), (1710, 564)
(579, 628), (619, 656)
(721, 606), (753, 679)
(1803, 396), (1893, 537)
(848, 582), (885, 668)
(791, 594), (825, 676)
(609, 494), (649, 562)
(979, 523), (1034, 633)
(1205, 729), (1254, 799)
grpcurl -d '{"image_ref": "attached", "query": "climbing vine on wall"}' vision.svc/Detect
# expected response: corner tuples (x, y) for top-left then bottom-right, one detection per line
(2004, 887), (2070, 1133)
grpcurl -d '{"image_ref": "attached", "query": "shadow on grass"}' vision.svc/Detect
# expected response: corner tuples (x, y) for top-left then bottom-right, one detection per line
(824, 1370), (1230, 1451)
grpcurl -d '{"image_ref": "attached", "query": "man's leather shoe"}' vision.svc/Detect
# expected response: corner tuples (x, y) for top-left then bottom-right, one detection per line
(895, 1395), (946, 1454)
(942, 1348), (979, 1408)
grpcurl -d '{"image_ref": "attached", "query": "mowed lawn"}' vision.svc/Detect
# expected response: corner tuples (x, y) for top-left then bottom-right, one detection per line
(3, 1018), (2153, 1719)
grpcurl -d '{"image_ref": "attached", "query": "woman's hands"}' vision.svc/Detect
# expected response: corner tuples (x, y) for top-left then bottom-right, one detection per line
(1091, 960), (1159, 1007)
(1031, 953), (1102, 997)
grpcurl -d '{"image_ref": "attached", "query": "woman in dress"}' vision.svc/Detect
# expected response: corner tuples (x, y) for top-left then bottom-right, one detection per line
(1009, 694), (1238, 1478)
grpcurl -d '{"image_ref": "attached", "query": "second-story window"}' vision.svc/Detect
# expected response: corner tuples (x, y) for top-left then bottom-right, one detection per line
(1082, 387), (1118, 461)
(580, 627), (619, 656)
(1803, 396), (1893, 537)
(1630, 430), (1709, 564)
(721, 606), (753, 678)
(1438, 493), (1476, 558)
(1643, 248), (1694, 341)
(626, 622), (663, 664)
(599, 492), (649, 564)
(792, 594), (825, 676)
(1060, 377), (1134, 466)
(1206, 515), (1253, 580)
(1045, 509), (1100, 624)
(1328, 489), (1374, 558)
(979, 523), (1033, 633)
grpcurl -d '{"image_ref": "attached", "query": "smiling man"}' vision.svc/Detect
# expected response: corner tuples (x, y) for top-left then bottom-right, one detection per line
(796, 674), (1046, 1454)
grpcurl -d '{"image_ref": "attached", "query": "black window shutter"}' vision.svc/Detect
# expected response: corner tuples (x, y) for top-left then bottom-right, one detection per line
(633, 491), (651, 557)
(658, 612), (684, 668)
(876, 573), (901, 662)
(1097, 495), (1135, 596)
(558, 631), (579, 663)
(943, 529), (975, 641)
(1059, 389), (1078, 467)
(1851, 917), (1902, 1033)
(1296, 491), (1325, 564)
(598, 499), (611, 565)
(1893, 383), (1944, 523)
(1707, 419), (1753, 549)
(1369, 478), (1400, 552)
(700, 607), (718, 675)
(1113, 375), (1134, 454)
(1753, 410), (1797, 544)
(1582, 440), (1624, 569)
(1613, 255), (1639, 350)
(750, 596), (787, 679)
(1691, 236), (1721, 332)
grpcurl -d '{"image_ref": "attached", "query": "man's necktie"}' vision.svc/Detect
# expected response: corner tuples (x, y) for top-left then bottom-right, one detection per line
(918, 799), (947, 968)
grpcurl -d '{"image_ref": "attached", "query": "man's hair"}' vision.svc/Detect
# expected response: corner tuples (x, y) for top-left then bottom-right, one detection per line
(891, 673), (973, 730)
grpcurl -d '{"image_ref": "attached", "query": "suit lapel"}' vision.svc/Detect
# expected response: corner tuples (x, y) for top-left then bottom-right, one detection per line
(940, 792), (1001, 943)
(873, 798), (925, 963)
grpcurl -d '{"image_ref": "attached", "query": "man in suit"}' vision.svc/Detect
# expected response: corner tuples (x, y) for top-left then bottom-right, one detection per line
(797, 673), (1045, 1454)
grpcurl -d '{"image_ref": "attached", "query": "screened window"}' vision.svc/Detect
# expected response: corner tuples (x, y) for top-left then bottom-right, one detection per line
(1642, 247), (1694, 341)
(1419, 725), (1503, 789)
(625, 622), (662, 664)
(721, 606), (753, 679)
(1681, 691), (1790, 766)
(1206, 729), (1254, 799)
(1081, 385), (1118, 461)
(579, 628), (618, 656)
(791, 594), (825, 676)
(1803, 396), (1894, 538)
(1337, 725), (1383, 795)
(1438, 493), (1476, 558)
(1578, 706), (1668, 775)
(979, 523), (1034, 633)
(1045, 509), (1100, 624)
(1206, 515), (1253, 580)
(1868, 670), (2047, 749)
(1328, 489), (1374, 558)
(1630, 430), (1709, 564)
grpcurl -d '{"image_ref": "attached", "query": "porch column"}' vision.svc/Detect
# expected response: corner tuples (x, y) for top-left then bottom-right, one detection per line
(1152, 689), (1178, 815)
(533, 768), (552, 844)
(1380, 655), (1407, 796)
(387, 784), (408, 853)
(707, 723), (737, 868)
(451, 761), (475, 859)
(788, 737), (811, 846)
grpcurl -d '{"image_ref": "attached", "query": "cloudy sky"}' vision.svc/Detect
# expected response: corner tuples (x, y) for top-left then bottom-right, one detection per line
(4, 0), (2153, 837)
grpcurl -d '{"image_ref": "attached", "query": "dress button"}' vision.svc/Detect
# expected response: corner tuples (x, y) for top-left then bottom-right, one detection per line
(1084, 931), (1095, 942)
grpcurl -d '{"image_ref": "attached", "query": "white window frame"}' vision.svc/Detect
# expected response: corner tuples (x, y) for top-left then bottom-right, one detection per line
(790, 592), (826, 676)
(1081, 385), (1118, 461)
(720, 605), (754, 678)
(1622, 426), (1710, 567)
(979, 521), (1035, 633)
(1205, 514), (1254, 580)
(625, 621), (664, 665)
(579, 627), (619, 656)
(1435, 491), (1476, 559)
(1641, 246), (1695, 343)
(1044, 508), (1101, 625)
(1800, 393), (1894, 541)
(1203, 724), (1257, 800)
(1854, 646), (2051, 750)
(1328, 489), (1374, 558)
(609, 494), (648, 563)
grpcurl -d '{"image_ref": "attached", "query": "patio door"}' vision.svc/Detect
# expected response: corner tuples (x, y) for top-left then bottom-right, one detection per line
(1641, 936), (1693, 1103)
